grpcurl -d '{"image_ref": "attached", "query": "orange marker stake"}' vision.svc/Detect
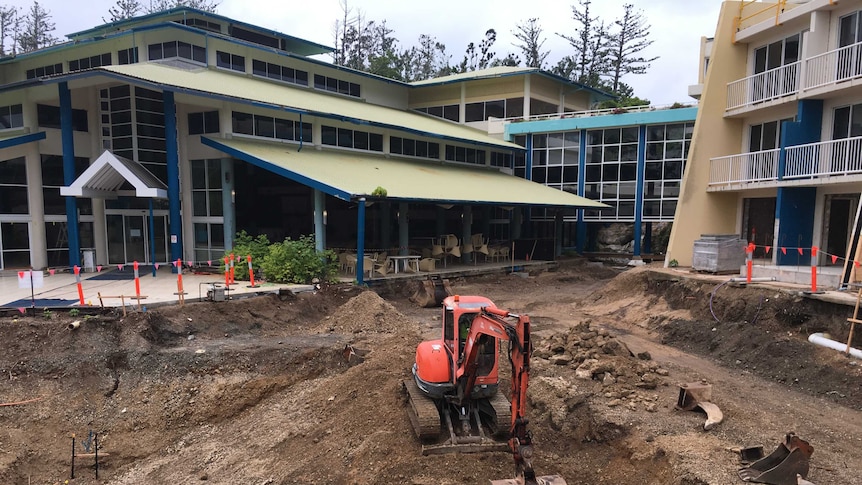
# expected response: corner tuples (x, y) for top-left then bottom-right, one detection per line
(74, 265), (84, 305)
(247, 254), (257, 288)
(176, 258), (185, 305)
(229, 253), (235, 285)
(224, 256), (230, 286)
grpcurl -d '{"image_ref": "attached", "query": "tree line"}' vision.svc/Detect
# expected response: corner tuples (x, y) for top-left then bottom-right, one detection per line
(0, 0), (217, 56)
(332, 0), (657, 105)
(4, 0), (655, 106)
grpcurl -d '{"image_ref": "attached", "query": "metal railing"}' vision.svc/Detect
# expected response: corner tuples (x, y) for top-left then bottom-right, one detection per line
(708, 149), (780, 186)
(726, 61), (800, 110)
(500, 102), (695, 124)
(806, 41), (862, 90)
(785, 136), (862, 179)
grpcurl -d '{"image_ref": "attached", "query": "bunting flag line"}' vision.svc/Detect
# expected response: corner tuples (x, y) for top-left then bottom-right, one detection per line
(49, 269), (55, 276)
(96, 265), (102, 272)
(118, 264), (124, 271)
(781, 247), (787, 255)
(832, 255), (839, 264)
(155, 263), (160, 269)
(797, 247), (804, 255)
(856, 261), (861, 268)
(18, 271), (24, 279)
(172, 260), (178, 268)
(207, 260), (212, 266)
(18, 307), (26, 314)
(765, 246), (771, 254)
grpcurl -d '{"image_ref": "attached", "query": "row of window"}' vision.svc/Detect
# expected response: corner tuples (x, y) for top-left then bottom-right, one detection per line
(69, 53), (112, 72)
(252, 59), (309, 86)
(0, 104), (23, 129)
(314, 74), (361, 98)
(445, 145), (486, 165)
(26, 49), (137, 80)
(321, 126), (382, 151)
(390, 136), (440, 159)
(148, 40), (207, 63)
(232, 111), (312, 142)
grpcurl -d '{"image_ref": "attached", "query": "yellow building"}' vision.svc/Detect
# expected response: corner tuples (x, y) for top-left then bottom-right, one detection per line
(668, 0), (862, 286)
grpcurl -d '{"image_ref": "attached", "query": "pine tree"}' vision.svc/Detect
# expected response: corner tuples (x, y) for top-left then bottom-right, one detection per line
(512, 18), (547, 69)
(16, 1), (57, 53)
(0, 5), (18, 56)
(456, 29), (497, 73)
(105, 0), (143, 22)
(144, 0), (219, 14)
(606, 3), (658, 93)
(556, 0), (609, 87)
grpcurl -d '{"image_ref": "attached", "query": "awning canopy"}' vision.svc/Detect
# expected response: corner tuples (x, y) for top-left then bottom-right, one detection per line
(0, 131), (46, 149)
(60, 150), (168, 198)
(202, 136), (607, 208)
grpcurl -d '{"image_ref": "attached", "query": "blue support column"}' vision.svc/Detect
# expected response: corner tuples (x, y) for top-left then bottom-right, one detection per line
(149, 199), (157, 276)
(163, 90), (182, 271)
(59, 82), (81, 268)
(525, 134), (533, 180)
(576, 130), (587, 253)
(357, 198), (367, 284)
(313, 189), (326, 251)
(633, 125), (647, 257)
(221, 158), (235, 252)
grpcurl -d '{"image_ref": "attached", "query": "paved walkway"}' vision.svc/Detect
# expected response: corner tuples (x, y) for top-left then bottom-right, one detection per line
(0, 267), (306, 310)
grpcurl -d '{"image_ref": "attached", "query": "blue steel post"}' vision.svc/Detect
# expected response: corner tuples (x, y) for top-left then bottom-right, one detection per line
(163, 90), (182, 272)
(149, 199), (156, 276)
(59, 82), (81, 268)
(357, 198), (367, 285)
(633, 125), (647, 257)
(313, 189), (325, 252)
(576, 130), (587, 253)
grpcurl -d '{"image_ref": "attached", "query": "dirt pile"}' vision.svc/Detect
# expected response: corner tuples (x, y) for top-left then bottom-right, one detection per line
(535, 321), (667, 411)
(3, 260), (862, 484)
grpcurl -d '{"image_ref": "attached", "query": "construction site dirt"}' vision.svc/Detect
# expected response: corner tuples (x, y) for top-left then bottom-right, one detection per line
(1, 259), (861, 484)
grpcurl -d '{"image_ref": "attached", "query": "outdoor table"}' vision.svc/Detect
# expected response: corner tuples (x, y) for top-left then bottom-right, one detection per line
(389, 255), (421, 273)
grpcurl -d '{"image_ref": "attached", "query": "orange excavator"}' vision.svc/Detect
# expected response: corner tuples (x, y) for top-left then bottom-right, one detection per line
(404, 295), (566, 485)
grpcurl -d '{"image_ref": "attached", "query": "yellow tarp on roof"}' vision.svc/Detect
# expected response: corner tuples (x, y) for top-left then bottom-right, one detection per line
(201, 136), (607, 208)
(99, 63), (520, 149)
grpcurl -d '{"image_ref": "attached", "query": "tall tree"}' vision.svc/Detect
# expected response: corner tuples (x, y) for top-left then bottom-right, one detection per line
(16, 1), (57, 53)
(0, 5), (18, 56)
(406, 34), (451, 81)
(512, 18), (547, 69)
(606, 3), (658, 93)
(556, 0), (609, 87)
(105, 0), (143, 22)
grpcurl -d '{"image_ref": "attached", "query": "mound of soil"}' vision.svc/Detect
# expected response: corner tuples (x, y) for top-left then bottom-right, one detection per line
(2, 260), (861, 484)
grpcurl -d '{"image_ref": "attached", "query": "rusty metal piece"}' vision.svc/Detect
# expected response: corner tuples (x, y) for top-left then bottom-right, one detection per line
(676, 382), (724, 431)
(740, 445), (766, 464)
(738, 433), (814, 485)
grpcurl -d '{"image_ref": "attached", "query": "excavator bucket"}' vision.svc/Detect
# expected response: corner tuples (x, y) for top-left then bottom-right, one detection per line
(409, 277), (453, 308)
(738, 433), (813, 485)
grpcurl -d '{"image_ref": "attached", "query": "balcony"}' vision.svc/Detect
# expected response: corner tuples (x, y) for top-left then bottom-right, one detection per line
(805, 42), (862, 91)
(726, 62), (800, 111)
(709, 149), (780, 189)
(708, 136), (862, 190)
(726, 41), (862, 112)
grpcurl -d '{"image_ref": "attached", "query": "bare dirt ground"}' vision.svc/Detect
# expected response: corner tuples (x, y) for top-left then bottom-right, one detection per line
(2, 259), (861, 484)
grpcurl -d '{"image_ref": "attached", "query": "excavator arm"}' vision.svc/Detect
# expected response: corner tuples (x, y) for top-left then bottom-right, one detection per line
(456, 307), (563, 485)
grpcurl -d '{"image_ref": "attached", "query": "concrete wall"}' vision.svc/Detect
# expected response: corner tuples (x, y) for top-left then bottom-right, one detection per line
(665, 1), (747, 267)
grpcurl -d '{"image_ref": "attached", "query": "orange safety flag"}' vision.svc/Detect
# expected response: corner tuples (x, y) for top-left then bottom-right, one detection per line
(797, 247), (804, 255)
(812, 246), (818, 257)
(765, 246), (771, 253)
(832, 255), (839, 264)
(856, 261), (861, 268)
(781, 247), (787, 255)
(747, 242), (756, 254)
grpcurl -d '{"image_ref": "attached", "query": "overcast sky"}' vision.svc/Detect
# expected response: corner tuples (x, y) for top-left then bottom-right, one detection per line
(35, 0), (723, 105)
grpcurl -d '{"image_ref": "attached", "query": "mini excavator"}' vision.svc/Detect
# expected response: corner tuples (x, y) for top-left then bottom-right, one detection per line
(404, 295), (566, 485)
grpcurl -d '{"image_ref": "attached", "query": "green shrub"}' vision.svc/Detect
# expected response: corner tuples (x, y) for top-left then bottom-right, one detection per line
(371, 186), (387, 197)
(225, 230), (271, 280)
(261, 235), (338, 284)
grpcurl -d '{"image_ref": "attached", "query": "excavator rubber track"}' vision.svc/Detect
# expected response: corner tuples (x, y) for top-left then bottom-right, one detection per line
(488, 391), (512, 439)
(404, 379), (440, 441)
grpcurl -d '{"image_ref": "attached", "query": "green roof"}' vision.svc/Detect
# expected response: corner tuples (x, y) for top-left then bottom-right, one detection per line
(410, 66), (614, 100)
(202, 136), (607, 208)
(98, 63), (521, 149)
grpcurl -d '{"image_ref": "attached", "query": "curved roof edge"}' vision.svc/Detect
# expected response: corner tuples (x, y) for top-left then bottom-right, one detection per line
(66, 6), (333, 57)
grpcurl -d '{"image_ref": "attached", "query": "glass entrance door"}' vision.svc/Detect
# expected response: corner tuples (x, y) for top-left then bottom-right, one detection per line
(106, 212), (169, 264)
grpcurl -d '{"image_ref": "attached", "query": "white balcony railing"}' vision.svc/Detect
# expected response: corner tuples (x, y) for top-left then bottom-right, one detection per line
(708, 149), (780, 186)
(785, 136), (862, 179)
(806, 41), (862, 90)
(726, 61), (800, 110)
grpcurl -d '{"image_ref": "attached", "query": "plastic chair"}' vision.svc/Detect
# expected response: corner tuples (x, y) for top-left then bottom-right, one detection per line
(418, 258), (436, 272)
(374, 257), (393, 276)
(344, 253), (357, 274)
